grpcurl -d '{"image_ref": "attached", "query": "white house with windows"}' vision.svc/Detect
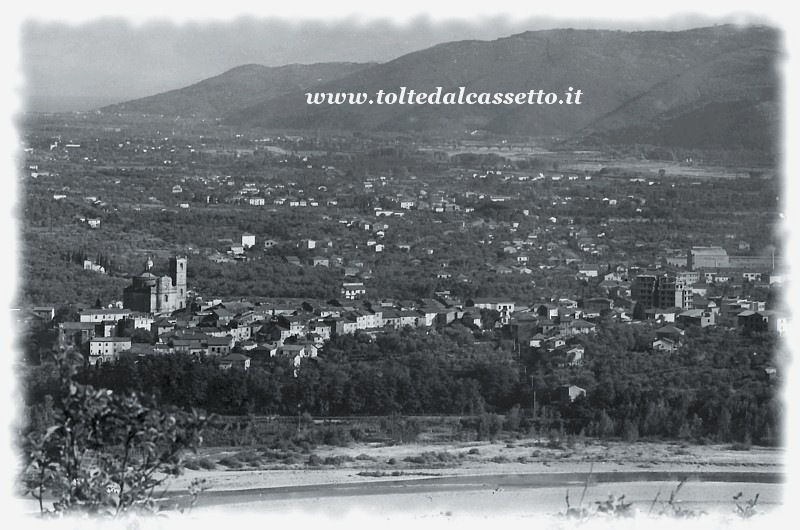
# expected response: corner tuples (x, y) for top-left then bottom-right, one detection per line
(88, 337), (132, 365)
(242, 232), (256, 249)
(465, 298), (516, 325)
(80, 308), (132, 323)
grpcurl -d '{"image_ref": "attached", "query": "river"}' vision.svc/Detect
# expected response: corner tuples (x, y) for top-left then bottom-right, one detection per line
(179, 470), (783, 518)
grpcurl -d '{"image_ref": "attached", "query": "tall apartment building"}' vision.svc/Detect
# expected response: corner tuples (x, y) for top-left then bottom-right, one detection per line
(632, 273), (693, 310)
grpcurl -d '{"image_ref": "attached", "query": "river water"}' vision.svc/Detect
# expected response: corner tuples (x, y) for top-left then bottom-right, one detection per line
(184, 471), (783, 519)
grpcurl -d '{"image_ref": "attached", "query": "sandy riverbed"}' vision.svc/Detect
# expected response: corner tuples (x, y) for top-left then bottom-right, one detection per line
(150, 438), (785, 524)
(165, 438), (784, 493)
(13, 439), (785, 525)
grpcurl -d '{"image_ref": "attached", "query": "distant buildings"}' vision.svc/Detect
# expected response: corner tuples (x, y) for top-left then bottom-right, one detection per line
(737, 310), (789, 336)
(557, 385), (586, 403)
(688, 246), (777, 271)
(341, 282), (366, 300)
(466, 298), (516, 325)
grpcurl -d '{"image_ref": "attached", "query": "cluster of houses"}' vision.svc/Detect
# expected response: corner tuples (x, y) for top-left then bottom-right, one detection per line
(32, 233), (783, 409)
(52, 286), (774, 373)
(52, 292), (580, 368)
(48, 253), (786, 375)
(54, 295), (487, 367)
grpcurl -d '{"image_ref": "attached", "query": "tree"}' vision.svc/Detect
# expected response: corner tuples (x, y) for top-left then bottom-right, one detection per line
(480, 308), (502, 330)
(125, 328), (153, 344)
(21, 351), (210, 517)
(622, 418), (639, 442)
(717, 405), (732, 443)
(597, 410), (616, 438)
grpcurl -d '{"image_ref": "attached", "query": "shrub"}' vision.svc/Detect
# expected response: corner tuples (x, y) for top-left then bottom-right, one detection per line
(21, 351), (209, 517)
(622, 419), (639, 443)
(184, 460), (202, 471)
(322, 425), (354, 447)
(504, 404), (523, 432)
(546, 428), (566, 449)
(733, 492), (760, 519)
(323, 455), (355, 466)
(218, 456), (243, 469)
(380, 417), (421, 443)
(655, 480), (708, 518)
(197, 458), (216, 470)
(235, 451), (262, 463)
(404, 451), (460, 466)
(349, 426), (366, 442)
(476, 413), (505, 441)
(300, 412), (314, 426)
(357, 471), (387, 478)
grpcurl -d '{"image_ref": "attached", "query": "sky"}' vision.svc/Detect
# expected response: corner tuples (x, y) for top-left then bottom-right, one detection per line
(17, 6), (780, 112)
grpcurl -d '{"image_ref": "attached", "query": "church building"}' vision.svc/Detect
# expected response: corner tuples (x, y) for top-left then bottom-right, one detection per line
(123, 256), (188, 315)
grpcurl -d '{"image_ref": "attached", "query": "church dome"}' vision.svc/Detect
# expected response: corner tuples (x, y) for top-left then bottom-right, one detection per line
(133, 270), (158, 287)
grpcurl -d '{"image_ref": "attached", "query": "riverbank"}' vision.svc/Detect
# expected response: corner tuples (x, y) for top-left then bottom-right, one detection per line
(166, 438), (783, 492)
(156, 438), (784, 520)
(13, 438), (785, 524)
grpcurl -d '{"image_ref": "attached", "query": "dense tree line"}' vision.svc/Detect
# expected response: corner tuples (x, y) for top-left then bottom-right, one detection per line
(20, 324), (782, 446)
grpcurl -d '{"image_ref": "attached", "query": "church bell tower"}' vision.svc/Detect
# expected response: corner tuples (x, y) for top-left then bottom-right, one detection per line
(169, 256), (188, 308)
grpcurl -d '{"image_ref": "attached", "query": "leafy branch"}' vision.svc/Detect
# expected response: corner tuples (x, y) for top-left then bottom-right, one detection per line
(20, 350), (210, 517)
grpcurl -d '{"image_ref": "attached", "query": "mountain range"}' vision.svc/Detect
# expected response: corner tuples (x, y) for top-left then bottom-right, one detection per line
(101, 25), (780, 151)
(101, 62), (371, 118)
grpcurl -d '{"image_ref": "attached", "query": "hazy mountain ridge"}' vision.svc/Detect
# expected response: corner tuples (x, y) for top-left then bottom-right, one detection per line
(101, 25), (779, 151)
(576, 35), (779, 150)
(101, 62), (372, 118)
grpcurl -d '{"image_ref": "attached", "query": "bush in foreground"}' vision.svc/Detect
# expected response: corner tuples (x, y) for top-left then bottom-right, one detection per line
(21, 351), (210, 517)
